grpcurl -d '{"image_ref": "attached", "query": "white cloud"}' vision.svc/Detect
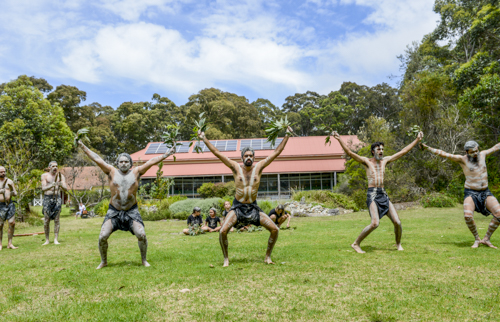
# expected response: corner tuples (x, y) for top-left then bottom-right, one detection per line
(96, 0), (190, 21)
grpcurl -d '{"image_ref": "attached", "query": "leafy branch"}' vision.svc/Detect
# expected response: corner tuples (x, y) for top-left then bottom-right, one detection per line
(74, 128), (89, 148)
(317, 124), (335, 146)
(265, 116), (296, 146)
(161, 125), (182, 161)
(189, 112), (209, 154)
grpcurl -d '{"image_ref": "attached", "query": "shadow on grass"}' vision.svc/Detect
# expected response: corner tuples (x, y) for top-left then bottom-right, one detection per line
(437, 241), (473, 248)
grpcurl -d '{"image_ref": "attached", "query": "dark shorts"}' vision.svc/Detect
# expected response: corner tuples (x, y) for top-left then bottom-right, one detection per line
(366, 188), (390, 219)
(42, 195), (62, 220)
(464, 188), (496, 219)
(0, 202), (16, 221)
(230, 199), (262, 229)
(103, 204), (144, 235)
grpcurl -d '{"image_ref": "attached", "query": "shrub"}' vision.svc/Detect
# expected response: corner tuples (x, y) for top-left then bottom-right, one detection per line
(292, 190), (359, 211)
(172, 211), (190, 220)
(258, 200), (278, 214)
(169, 197), (224, 217)
(93, 198), (109, 217)
(421, 192), (457, 208)
(351, 189), (367, 210)
(197, 181), (235, 198)
(142, 208), (172, 221)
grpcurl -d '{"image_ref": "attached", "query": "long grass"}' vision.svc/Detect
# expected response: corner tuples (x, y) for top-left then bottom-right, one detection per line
(0, 206), (499, 321)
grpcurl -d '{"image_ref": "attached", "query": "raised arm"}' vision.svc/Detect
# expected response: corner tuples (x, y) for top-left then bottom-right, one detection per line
(198, 131), (238, 170)
(331, 131), (367, 164)
(137, 145), (176, 176)
(482, 142), (500, 156)
(421, 143), (463, 163)
(258, 127), (293, 170)
(78, 141), (113, 175)
(385, 132), (423, 163)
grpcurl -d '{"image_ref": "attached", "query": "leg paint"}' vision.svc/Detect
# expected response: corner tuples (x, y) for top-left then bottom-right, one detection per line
(219, 211), (237, 267)
(352, 202), (380, 254)
(464, 197), (480, 248)
(259, 213), (279, 264)
(53, 212), (61, 245)
(132, 221), (149, 267)
(97, 220), (113, 269)
(482, 197), (500, 248)
(387, 202), (403, 251)
(7, 216), (17, 249)
(42, 214), (50, 245)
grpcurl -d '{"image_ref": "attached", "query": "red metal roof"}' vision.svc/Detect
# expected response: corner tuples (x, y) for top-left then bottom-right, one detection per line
(131, 135), (360, 178)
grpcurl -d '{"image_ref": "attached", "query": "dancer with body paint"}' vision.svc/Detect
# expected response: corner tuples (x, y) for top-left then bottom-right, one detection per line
(77, 139), (176, 269)
(41, 161), (68, 245)
(198, 127), (293, 266)
(0, 166), (18, 250)
(331, 131), (423, 253)
(422, 140), (500, 248)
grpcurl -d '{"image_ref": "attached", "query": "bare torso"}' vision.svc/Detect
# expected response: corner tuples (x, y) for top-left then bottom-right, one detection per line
(108, 168), (140, 211)
(41, 172), (66, 196)
(459, 153), (488, 190)
(364, 158), (388, 188)
(233, 163), (263, 203)
(0, 178), (14, 203)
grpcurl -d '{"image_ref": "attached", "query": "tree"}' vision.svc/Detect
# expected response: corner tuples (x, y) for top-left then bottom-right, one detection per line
(47, 84), (87, 129)
(0, 75), (74, 167)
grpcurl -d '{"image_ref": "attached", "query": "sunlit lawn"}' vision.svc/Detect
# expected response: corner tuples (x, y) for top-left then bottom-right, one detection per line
(0, 205), (499, 321)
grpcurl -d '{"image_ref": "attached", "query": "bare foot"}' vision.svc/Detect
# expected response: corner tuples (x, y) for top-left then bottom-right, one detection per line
(7, 245), (18, 249)
(54, 240), (60, 245)
(42, 241), (50, 246)
(351, 243), (366, 254)
(396, 244), (404, 251)
(481, 239), (498, 249)
(96, 262), (108, 269)
(142, 261), (151, 267)
(264, 256), (275, 264)
(223, 258), (229, 267)
(471, 239), (481, 248)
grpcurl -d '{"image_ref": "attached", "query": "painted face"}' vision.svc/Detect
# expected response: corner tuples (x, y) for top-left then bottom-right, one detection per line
(467, 147), (479, 163)
(50, 163), (58, 174)
(243, 151), (254, 166)
(209, 209), (215, 217)
(224, 202), (231, 210)
(373, 145), (384, 161)
(118, 156), (131, 173)
(0, 167), (5, 178)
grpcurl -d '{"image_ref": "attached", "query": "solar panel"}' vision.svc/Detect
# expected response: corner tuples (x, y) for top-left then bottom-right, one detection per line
(145, 142), (191, 154)
(240, 138), (283, 151)
(194, 140), (238, 152)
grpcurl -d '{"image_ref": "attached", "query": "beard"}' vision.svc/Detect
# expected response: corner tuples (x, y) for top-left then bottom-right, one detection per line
(467, 154), (479, 164)
(375, 154), (383, 161)
(244, 159), (253, 166)
(0, 174), (5, 178)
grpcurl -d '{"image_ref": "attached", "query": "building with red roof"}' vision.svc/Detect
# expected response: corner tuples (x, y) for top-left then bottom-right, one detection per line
(131, 135), (360, 198)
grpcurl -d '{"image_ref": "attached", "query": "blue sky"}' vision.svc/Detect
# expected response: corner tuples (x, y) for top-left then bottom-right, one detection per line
(0, 0), (438, 108)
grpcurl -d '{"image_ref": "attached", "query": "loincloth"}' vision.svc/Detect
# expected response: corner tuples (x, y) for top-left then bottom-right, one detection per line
(464, 188), (497, 221)
(42, 195), (62, 220)
(230, 198), (262, 228)
(366, 187), (390, 219)
(103, 204), (144, 235)
(0, 202), (16, 221)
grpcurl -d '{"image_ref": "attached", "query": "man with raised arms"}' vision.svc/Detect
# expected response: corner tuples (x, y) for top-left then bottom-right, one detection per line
(0, 166), (18, 250)
(331, 131), (423, 253)
(77, 140), (176, 269)
(198, 127), (293, 266)
(422, 140), (500, 248)
(41, 161), (68, 245)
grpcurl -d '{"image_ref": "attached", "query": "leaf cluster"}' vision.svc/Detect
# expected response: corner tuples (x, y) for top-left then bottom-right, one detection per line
(189, 112), (209, 153)
(265, 116), (295, 146)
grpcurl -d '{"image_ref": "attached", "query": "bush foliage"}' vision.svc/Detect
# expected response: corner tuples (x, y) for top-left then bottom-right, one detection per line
(292, 190), (359, 211)
(197, 181), (235, 198)
(420, 193), (457, 208)
(169, 197), (224, 218)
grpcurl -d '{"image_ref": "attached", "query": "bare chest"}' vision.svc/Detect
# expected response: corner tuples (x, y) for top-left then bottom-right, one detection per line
(112, 171), (138, 192)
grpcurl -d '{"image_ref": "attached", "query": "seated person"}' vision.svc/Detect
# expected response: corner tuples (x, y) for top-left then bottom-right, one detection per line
(268, 204), (291, 228)
(204, 208), (221, 232)
(75, 202), (87, 218)
(221, 201), (234, 232)
(183, 207), (203, 235)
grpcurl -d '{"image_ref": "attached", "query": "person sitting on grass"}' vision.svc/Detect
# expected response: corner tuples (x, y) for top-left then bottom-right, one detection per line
(183, 207), (203, 235)
(75, 202), (87, 219)
(204, 208), (221, 232)
(268, 204), (291, 228)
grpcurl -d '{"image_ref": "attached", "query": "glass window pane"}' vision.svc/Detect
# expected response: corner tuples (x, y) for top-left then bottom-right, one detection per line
(268, 175), (278, 192)
(174, 178), (183, 194)
(259, 175), (268, 192)
(289, 174), (300, 191)
(183, 179), (194, 194)
(311, 174), (322, 190)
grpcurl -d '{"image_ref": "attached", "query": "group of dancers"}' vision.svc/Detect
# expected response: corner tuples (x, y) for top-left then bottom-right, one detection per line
(1, 128), (499, 267)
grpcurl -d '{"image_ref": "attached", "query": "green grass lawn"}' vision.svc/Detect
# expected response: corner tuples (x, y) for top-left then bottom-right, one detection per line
(1, 206), (499, 321)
